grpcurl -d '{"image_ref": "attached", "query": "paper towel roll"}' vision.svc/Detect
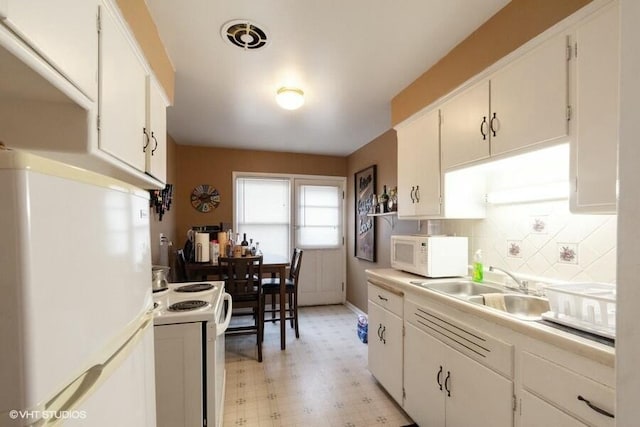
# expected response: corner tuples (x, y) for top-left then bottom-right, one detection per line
(194, 232), (210, 262)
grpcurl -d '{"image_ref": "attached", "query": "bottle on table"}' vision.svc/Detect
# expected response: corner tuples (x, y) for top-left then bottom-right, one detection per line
(232, 233), (242, 257)
(226, 229), (234, 257)
(241, 233), (249, 256)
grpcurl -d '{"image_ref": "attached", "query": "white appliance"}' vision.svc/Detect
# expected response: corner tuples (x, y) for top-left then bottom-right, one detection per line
(0, 149), (157, 426)
(153, 281), (232, 427)
(391, 235), (469, 278)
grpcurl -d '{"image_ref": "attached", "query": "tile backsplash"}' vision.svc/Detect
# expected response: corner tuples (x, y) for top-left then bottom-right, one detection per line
(440, 200), (617, 284)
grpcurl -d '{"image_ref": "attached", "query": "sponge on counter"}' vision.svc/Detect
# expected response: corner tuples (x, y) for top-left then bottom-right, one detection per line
(482, 293), (507, 311)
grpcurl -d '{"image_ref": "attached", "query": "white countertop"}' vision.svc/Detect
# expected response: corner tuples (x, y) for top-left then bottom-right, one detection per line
(366, 268), (615, 368)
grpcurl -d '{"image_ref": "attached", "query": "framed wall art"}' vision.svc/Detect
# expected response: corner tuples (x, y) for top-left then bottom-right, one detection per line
(355, 165), (376, 261)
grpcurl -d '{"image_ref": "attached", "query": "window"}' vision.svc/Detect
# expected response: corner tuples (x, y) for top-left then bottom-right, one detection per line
(235, 177), (291, 259)
(296, 184), (341, 248)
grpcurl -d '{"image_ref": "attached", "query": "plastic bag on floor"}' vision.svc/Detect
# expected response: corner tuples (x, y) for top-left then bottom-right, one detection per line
(357, 314), (368, 343)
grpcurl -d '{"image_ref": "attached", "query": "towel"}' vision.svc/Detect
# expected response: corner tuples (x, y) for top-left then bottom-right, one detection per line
(482, 293), (507, 311)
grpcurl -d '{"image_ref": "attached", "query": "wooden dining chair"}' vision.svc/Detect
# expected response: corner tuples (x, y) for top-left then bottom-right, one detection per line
(261, 248), (303, 339)
(219, 255), (263, 362)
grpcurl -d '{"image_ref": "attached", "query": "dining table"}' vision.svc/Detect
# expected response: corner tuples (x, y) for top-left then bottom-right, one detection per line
(185, 253), (291, 350)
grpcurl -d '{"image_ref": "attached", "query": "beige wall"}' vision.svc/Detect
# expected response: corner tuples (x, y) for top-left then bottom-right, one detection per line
(173, 144), (347, 245)
(346, 130), (417, 312)
(116, 0), (175, 103)
(391, 0), (591, 125)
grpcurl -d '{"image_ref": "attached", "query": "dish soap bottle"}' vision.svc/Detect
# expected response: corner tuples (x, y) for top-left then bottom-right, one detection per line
(472, 249), (483, 283)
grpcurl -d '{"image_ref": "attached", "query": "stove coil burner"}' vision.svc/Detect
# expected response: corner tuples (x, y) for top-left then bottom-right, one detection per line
(175, 283), (214, 293)
(168, 300), (208, 312)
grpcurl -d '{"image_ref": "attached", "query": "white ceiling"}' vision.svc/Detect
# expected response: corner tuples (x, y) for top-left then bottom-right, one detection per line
(145, 0), (510, 156)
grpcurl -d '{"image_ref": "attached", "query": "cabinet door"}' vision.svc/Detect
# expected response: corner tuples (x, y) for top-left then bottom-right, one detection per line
(367, 301), (403, 404)
(570, 2), (618, 213)
(98, 0), (147, 172)
(146, 76), (168, 183)
(520, 390), (587, 427)
(2, 0), (98, 100)
(441, 81), (490, 169)
(396, 109), (441, 218)
(154, 323), (203, 427)
(445, 341), (513, 427)
(403, 323), (446, 427)
(490, 33), (568, 157)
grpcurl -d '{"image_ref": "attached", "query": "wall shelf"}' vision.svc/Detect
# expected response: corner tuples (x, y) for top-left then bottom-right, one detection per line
(367, 211), (397, 229)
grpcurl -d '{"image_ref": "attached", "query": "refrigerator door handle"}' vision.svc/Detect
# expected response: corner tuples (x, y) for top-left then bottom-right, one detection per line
(217, 293), (233, 336)
(42, 313), (153, 419)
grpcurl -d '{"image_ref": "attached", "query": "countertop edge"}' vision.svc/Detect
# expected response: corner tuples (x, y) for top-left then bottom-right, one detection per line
(365, 268), (615, 368)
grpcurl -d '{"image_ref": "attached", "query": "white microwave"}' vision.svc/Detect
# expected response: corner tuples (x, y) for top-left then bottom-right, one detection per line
(390, 235), (469, 278)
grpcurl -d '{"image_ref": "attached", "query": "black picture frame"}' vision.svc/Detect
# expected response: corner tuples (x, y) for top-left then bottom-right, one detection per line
(355, 165), (376, 262)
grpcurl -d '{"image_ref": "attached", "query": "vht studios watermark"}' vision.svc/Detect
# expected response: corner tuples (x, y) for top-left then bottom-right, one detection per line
(8, 409), (87, 421)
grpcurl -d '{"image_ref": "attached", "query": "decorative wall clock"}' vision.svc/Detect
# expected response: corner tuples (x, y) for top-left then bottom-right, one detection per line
(190, 184), (220, 213)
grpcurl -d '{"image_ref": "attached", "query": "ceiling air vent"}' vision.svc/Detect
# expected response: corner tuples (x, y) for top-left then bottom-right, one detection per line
(221, 20), (269, 50)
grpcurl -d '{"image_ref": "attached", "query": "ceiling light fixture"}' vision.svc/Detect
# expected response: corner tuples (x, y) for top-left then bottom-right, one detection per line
(276, 87), (304, 110)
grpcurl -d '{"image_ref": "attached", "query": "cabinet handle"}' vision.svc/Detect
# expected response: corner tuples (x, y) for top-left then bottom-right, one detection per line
(151, 132), (159, 155)
(377, 294), (388, 302)
(381, 326), (386, 344)
(436, 365), (443, 390)
(142, 128), (150, 152)
(490, 112), (498, 137)
(577, 395), (614, 419)
(480, 116), (488, 140)
(410, 186), (415, 203)
(377, 323), (383, 341)
(415, 185), (420, 203)
(444, 371), (451, 397)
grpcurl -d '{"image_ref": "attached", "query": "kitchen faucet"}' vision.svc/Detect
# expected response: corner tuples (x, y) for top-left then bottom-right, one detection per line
(488, 266), (529, 293)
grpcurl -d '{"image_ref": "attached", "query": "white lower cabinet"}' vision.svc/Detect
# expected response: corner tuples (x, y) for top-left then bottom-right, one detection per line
(520, 390), (587, 427)
(367, 282), (403, 404)
(367, 300), (403, 404)
(404, 323), (513, 427)
(520, 351), (614, 427)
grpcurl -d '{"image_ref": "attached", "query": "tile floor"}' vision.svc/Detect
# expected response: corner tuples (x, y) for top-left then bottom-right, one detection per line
(223, 305), (414, 427)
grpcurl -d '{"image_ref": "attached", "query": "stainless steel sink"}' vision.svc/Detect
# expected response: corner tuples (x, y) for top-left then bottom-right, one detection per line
(409, 279), (550, 321)
(468, 294), (550, 321)
(421, 280), (509, 298)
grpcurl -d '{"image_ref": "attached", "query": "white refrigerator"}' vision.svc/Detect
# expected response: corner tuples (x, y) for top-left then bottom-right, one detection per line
(0, 149), (156, 426)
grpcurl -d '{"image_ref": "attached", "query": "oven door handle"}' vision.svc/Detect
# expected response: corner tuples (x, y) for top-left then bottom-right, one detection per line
(217, 292), (233, 336)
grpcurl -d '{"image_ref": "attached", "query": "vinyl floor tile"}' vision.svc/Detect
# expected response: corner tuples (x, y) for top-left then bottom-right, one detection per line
(223, 305), (413, 427)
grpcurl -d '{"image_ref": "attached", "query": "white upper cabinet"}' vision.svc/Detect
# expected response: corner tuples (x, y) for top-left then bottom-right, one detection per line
(396, 108), (441, 218)
(441, 81), (491, 169)
(1, 0), (99, 100)
(569, 2), (619, 213)
(441, 33), (569, 170)
(98, 0), (147, 173)
(146, 76), (168, 183)
(491, 33), (569, 156)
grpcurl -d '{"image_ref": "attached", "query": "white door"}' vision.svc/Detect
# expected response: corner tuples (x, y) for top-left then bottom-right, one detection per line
(294, 178), (346, 305)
